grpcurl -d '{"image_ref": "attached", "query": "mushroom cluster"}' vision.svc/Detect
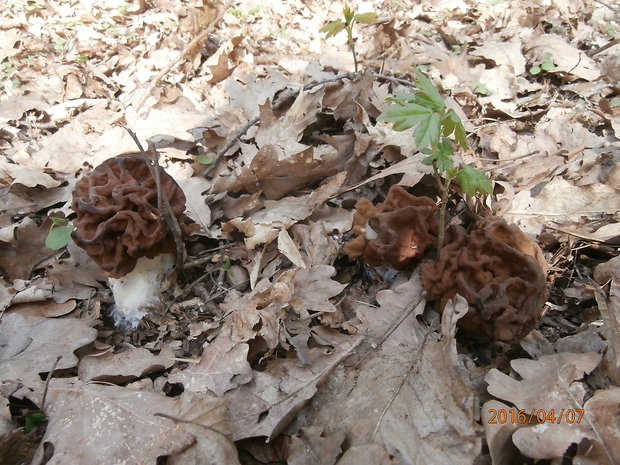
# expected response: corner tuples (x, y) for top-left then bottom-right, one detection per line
(421, 217), (548, 342)
(72, 154), (186, 325)
(343, 185), (438, 269)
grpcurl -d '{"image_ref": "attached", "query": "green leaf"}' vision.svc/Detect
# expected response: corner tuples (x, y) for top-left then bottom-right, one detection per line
(45, 225), (74, 250)
(354, 12), (377, 24)
(456, 165), (493, 196)
(320, 19), (345, 38)
(454, 122), (468, 149)
(413, 111), (441, 150)
(377, 102), (432, 131)
(529, 65), (541, 75)
(50, 217), (69, 226)
(442, 113), (456, 137)
(409, 91), (443, 111)
(343, 4), (355, 23)
(196, 154), (213, 165)
(421, 138), (454, 172)
(414, 69), (444, 109)
(540, 60), (554, 71)
(320, 20), (345, 38)
(24, 413), (47, 433)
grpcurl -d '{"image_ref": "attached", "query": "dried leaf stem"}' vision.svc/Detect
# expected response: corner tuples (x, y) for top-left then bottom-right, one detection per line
(41, 355), (62, 410)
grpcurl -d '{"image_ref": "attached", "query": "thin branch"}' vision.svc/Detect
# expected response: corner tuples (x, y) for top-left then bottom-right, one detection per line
(587, 38), (620, 57)
(147, 144), (185, 272)
(154, 412), (234, 445)
(41, 355), (62, 410)
(121, 126), (185, 271)
(373, 73), (417, 87)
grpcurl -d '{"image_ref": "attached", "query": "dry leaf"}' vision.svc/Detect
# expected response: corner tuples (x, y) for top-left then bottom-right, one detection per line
(506, 177), (620, 235)
(4, 165), (61, 189)
(471, 39), (526, 75)
(482, 399), (526, 465)
(513, 388), (620, 464)
(289, 265), (346, 318)
(31, 378), (195, 465)
(595, 278), (620, 384)
(0, 217), (53, 280)
(224, 334), (362, 441)
(254, 87), (324, 158)
(168, 335), (252, 397)
(178, 176), (213, 233)
(288, 426), (344, 465)
(335, 443), (392, 465)
(524, 32), (601, 81)
(485, 352), (620, 462)
(223, 172), (346, 249)
(0, 314), (97, 399)
(278, 229), (306, 268)
(7, 300), (76, 319)
(301, 289), (480, 464)
(78, 346), (176, 383)
(169, 391), (241, 465)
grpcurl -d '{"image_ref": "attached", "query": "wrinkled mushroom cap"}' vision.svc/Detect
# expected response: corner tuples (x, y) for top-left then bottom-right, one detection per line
(344, 185), (437, 269)
(71, 154), (186, 278)
(422, 217), (548, 342)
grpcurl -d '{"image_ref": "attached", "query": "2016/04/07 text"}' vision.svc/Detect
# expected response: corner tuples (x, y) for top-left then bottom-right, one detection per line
(487, 408), (584, 424)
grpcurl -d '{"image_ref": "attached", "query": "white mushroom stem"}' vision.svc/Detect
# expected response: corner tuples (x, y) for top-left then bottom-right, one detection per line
(108, 253), (176, 326)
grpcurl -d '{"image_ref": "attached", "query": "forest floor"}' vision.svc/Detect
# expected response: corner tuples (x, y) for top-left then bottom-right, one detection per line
(1, 0), (619, 464)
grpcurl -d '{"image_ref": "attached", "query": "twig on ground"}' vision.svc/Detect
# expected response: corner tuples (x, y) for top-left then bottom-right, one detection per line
(373, 73), (417, 87)
(154, 412), (232, 443)
(121, 126), (185, 272)
(41, 355), (62, 410)
(587, 37), (620, 56)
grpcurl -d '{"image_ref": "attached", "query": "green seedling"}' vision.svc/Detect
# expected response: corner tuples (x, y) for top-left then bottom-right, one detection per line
(604, 24), (616, 38)
(529, 52), (555, 75)
(45, 217), (74, 250)
(196, 154), (213, 165)
(320, 3), (377, 72)
(378, 68), (492, 252)
(470, 80), (491, 95)
(53, 39), (67, 51)
(23, 413), (47, 433)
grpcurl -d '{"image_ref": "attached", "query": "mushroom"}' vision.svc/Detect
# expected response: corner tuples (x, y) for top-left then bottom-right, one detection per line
(344, 185), (437, 269)
(421, 217), (548, 342)
(71, 154), (186, 326)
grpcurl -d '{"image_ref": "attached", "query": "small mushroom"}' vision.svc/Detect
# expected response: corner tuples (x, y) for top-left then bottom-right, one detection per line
(71, 154), (186, 326)
(344, 185), (437, 269)
(421, 217), (548, 342)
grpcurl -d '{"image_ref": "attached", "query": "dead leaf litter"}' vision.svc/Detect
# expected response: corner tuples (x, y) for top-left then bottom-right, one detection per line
(1, 0), (619, 463)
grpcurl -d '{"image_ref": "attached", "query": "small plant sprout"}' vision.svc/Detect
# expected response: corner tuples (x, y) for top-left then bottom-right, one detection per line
(45, 217), (74, 250)
(196, 154), (213, 165)
(320, 4), (377, 72)
(378, 69), (492, 253)
(529, 52), (555, 75)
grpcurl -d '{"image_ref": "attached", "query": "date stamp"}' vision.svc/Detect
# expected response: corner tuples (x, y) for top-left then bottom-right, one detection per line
(487, 408), (585, 425)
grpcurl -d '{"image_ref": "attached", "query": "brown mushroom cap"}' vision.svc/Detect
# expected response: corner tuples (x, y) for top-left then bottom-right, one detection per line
(71, 154), (186, 278)
(421, 217), (548, 342)
(344, 185), (437, 269)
